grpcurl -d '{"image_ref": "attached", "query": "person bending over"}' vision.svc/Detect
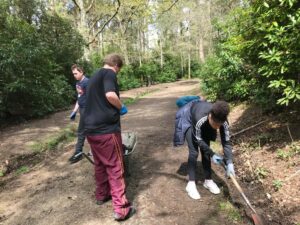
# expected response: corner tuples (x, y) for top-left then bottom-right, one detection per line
(174, 100), (235, 199)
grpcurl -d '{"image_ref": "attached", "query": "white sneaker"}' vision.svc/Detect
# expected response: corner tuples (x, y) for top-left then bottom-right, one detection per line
(186, 181), (201, 200)
(203, 179), (220, 194)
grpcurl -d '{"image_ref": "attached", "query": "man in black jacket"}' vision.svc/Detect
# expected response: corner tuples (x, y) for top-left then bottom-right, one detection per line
(174, 100), (235, 200)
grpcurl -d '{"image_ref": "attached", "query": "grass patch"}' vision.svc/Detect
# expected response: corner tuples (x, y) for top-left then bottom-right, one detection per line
(291, 143), (300, 154)
(255, 167), (269, 179)
(123, 98), (136, 105)
(219, 201), (242, 223)
(276, 149), (292, 160)
(16, 166), (29, 175)
(30, 124), (77, 153)
(276, 142), (300, 161)
(0, 125), (77, 178)
(123, 89), (160, 106)
(273, 179), (283, 191)
(139, 89), (159, 97)
(253, 133), (272, 146)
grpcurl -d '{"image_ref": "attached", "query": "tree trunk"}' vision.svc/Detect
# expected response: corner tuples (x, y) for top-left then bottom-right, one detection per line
(77, 0), (86, 30)
(138, 27), (142, 67)
(206, 0), (213, 56)
(199, 36), (205, 63)
(97, 32), (103, 57)
(74, 0), (90, 59)
(121, 42), (130, 65)
(188, 31), (191, 79)
(188, 52), (191, 79)
(160, 37), (163, 69)
(180, 53), (184, 78)
(117, 16), (130, 65)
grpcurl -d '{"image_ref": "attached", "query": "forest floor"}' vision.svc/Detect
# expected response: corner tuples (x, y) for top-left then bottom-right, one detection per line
(0, 79), (299, 225)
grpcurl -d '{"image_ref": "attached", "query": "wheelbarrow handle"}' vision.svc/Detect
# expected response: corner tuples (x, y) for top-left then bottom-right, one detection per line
(81, 152), (94, 165)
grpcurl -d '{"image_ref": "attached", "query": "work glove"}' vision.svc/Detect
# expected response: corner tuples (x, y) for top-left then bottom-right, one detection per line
(211, 154), (223, 165)
(70, 111), (77, 120)
(226, 163), (235, 177)
(120, 104), (128, 116)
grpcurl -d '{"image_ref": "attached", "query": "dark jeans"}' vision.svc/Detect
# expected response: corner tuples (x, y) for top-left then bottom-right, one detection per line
(75, 107), (85, 154)
(186, 127), (212, 180)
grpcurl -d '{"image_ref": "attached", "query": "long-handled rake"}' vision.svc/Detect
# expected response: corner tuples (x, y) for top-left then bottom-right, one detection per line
(221, 162), (265, 225)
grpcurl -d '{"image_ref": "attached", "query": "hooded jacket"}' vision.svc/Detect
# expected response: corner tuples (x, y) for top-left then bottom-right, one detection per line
(173, 100), (198, 146)
(173, 100), (233, 164)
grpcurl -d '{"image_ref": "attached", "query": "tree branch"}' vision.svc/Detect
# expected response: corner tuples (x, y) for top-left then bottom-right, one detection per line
(117, 11), (135, 35)
(231, 120), (269, 138)
(89, 14), (112, 33)
(161, 0), (180, 14)
(72, 0), (80, 11)
(286, 123), (294, 142)
(87, 0), (121, 46)
(86, 0), (95, 13)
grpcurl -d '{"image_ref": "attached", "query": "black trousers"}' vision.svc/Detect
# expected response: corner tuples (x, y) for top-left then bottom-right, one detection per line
(75, 108), (86, 154)
(186, 127), (212, 180)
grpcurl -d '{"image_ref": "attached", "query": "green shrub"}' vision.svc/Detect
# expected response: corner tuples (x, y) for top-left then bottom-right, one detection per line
(89, 51), (103, 71)
(136, 62), (159, 85)
(118, 65), (142, 90)
(0, 0), (85, 121)
(248, 0), (300, 106)
(199, 1), (300, 109)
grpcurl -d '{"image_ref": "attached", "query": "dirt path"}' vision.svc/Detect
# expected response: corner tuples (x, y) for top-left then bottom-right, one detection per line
(0, 80), (248, 225)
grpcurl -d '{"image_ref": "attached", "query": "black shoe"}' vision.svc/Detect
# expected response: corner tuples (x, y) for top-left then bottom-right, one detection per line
(113, 206), (136, 221)
(68, 152), (83, 164)
(96, 196), (112, 205)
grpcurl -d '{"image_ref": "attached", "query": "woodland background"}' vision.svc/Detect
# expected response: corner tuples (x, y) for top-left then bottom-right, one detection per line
(0, 0), (299, 122)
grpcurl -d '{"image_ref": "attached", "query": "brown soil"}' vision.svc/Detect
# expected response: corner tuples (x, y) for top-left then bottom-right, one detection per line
(227, 104), (300, 225)
(0, 80), (298, 225)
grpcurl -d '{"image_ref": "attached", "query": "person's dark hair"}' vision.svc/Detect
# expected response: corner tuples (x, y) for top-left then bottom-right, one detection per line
(211, 100), (230, 123)
(103, 53), (123, 68)
(71, 64), (84, 73)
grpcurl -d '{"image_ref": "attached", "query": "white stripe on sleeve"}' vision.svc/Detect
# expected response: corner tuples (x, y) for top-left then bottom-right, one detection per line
(223, 121), (230, 141)
(195, 116), (208, 142)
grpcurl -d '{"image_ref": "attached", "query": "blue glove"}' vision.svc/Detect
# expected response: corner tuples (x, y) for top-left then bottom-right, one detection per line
(120, 105), (128, 116)
(70, 111), (76, 120)
(211, 154), (223, 165)
(226, 163), (235, 177)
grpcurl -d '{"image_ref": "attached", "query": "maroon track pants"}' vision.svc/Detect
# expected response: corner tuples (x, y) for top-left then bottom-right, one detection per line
(87, 133), (130, 217)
